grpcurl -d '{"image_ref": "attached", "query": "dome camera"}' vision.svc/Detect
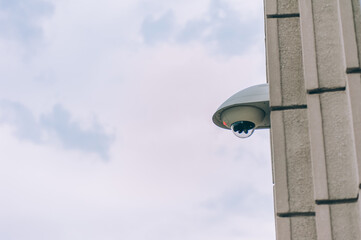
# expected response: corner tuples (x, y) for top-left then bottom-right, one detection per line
(212, 83), (270, 138)
(231, 121), (256, 138)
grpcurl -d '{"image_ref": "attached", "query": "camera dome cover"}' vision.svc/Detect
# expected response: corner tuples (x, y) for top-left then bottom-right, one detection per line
(212, 83), (270, 130)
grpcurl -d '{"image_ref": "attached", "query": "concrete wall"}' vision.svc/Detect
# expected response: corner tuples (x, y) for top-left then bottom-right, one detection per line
(265, 0), (361, 239)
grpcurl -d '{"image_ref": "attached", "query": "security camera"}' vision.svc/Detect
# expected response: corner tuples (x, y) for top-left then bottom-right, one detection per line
(212, 83), (270, 138)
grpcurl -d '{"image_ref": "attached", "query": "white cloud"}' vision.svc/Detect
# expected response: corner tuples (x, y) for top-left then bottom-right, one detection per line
(0, 101), (114, 159)
(0, 125), (273, 240)
(0, 0), (54, 42)
(0, 0), (275, 239)
(138, 0), (265, 56)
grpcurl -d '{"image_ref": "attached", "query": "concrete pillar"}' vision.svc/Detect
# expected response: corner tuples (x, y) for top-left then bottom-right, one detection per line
(265, 0), (361, 239)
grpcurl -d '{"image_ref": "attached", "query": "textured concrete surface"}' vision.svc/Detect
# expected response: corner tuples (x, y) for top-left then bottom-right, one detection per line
(276, 216), (317, 240)
(276, 216), (291, 240)
(337, 0), (359, 69)
(290, 216), (317, 240)
(265, 0), (299, 15)
(315, 205), (332, 240)
(266, 0), (361, 239)
(307, 91), (359, 200)
(271, 110), (289, 212)
(346, 74), (361, 184)
(319, 92), (359, 199)
(278, 18), (306, 106)
(271, 110), (314, 214)
(266, 18), (282, 106)
(312, 0), (346, 88)
(267, 17), (306, 107)
(312, 0), (345, 88)
(283, 109), (313, 212)
(302, 94), (329, 200)
(330, 202), (361, 240)
(316, 203), (361, 240)
(299, 0), (346, 90)
(298, 0), (319, 90)
(352, 0), (361, 68)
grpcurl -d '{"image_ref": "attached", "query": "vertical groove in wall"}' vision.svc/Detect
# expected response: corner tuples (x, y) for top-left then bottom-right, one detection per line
(311, 0), (321, 90)
(298, 0), (319, 90)
(337, 0), (360, 69)
(346, 74), (361, 187)
(351, 0), (360, 66)
(305, 95), (329, 200)
(289, 218), (292, 239)
(276, 18), (283, 106)
(351, 0), (361, 68)
(319, 96), (331, 201)
(329, 207), (335, 240)
(277, 18), (283, 106)
(351, 1), (359, 64)
(282, 111), (290, 206)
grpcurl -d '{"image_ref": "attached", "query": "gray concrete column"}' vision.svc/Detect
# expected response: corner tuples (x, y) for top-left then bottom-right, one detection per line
(298, 0), (361, 239)
(265, 0), (317, 239)
(265, 0), (361, 239)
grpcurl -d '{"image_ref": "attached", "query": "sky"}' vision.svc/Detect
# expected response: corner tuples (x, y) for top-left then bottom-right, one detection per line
(0, 0), (274, 239)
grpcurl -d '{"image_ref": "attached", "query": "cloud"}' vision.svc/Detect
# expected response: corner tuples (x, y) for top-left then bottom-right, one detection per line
(0, 100), (114, 160)
(140, 0), (262, 56)
(201, 186), (274, 218)
(141, 10), (175, 44)
(0, 100), (42, 142)
(0, 0), (54, 42)
(0, 0), (274, 239)
(178, 0), (261, 55)
(41, 104), (114, 160)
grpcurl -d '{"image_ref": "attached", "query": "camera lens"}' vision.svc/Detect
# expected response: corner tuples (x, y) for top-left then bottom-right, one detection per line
(231, 121), (255, 138)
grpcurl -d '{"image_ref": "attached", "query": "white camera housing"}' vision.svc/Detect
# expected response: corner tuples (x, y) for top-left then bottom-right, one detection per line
(212, 83), (270, 138)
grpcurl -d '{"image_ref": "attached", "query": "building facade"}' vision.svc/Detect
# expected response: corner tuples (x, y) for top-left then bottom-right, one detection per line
(265, 0), (361, 239)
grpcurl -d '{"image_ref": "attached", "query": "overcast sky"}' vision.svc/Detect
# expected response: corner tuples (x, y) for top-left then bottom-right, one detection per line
(0, 0), (274, 239)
